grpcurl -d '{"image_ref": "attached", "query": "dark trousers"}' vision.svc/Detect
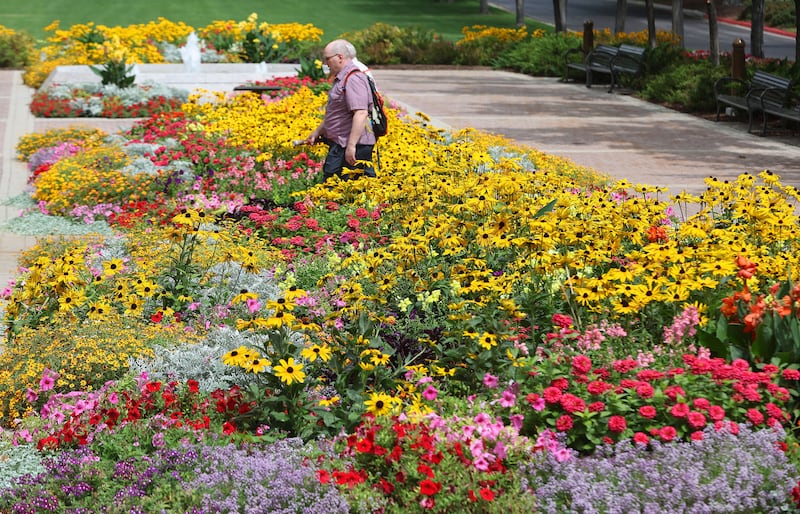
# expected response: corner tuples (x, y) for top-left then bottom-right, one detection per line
(322, 141), (376, 180)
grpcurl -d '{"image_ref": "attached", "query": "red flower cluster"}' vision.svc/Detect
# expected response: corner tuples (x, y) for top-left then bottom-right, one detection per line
(30, 89), (184, 118)
(522, 352), (792, 453)
(35, 379), (251, 451)
(320, 414), (508, 510)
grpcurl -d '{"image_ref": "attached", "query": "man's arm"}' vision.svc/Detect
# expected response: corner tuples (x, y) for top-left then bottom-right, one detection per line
(345, 109), (369, 165)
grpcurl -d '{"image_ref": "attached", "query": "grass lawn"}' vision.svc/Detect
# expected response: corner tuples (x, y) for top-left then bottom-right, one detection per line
(1, 0), (551, 42)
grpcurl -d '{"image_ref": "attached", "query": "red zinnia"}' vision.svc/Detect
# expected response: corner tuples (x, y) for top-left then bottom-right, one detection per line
(556, 414), (573, 431)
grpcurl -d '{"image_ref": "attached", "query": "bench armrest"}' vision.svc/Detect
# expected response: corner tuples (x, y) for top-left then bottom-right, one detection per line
(748, 86), (792, 109)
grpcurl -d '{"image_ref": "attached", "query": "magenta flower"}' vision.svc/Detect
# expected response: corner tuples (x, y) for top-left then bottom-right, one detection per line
(483, 372), (499, 389)
(422, 385), (438, 401)
(499, 389), (516, 408)
(39, 368), (59, 392)
(246, 297), (262, 313)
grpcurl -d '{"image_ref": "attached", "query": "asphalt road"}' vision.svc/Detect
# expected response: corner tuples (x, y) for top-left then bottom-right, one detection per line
(494, 0), (796, 60)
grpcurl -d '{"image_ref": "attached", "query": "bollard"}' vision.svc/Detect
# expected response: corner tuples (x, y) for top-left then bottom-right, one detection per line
(583, 20), (594, 54)
(732, 39), (745, 80)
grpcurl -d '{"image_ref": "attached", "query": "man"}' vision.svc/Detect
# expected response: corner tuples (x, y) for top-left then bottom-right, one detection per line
(304, 39), (377, 180)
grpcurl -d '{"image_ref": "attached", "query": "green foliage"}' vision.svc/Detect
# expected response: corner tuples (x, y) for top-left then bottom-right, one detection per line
(639, 59), (730, 112)
(89, 60), (137, 88)
(0, 28), (36, 68)
(740, 0), (796, 29)
(340, 23), (406, 65)
(341, 23), (458, 65)
(297, 55), (326, 80)
(240, 31), (289, 63)
(493, 32), (582, 76)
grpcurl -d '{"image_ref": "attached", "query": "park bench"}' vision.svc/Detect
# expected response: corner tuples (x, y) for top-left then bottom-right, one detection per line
(563, 44), (646, 93)
(233, 84), (282, 94)
(714, 70), (797, 135)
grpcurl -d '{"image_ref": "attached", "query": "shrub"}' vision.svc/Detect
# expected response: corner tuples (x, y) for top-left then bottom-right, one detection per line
(493, 32), (582, 76)
(0, 25), (36, 68)
(639, 59), (730, 112)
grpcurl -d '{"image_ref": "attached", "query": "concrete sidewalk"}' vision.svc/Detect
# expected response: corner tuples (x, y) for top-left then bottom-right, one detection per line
(2, 64), (800, 292)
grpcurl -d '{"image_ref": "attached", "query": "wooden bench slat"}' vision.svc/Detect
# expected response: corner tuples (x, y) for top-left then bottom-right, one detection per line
(563, 44), (646, 93)
(714, 71), (796, 135)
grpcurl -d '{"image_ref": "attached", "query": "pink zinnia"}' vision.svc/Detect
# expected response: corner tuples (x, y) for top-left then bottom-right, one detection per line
(542, 387), (563, 404)
(555, 414), (573, 431)
(670, 402), (690, 418)
(633, 432), (649, 445)
(687, 411), (707, 429)
(746, 408), (765, 426)
(560, 393), (586, 414)
(659, 426), (677, 442)
(608, 415), (627, 433)
(635, 383), (655, 399)
(571, 355), (592, 375)
(588, 401), (605, 413)
(707, 405), (725, 421)
(638, 405), (657, 419)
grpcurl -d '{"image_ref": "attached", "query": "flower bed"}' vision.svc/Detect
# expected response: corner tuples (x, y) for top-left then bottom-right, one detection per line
(30, 82), (189, 118)
(2, 73), (800, 512)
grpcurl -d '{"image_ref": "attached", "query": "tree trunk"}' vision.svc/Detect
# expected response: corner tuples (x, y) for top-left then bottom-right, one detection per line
(516, 0), (525, 27)
(615, 0), (627, 34)
(646, 0), (656, 48)
(706, 0), (720, 66)
(553, 0), (565, 32)
(751, 0), (765, 58)
(672, 0), (684, 48)
(480, 0), (489, 14)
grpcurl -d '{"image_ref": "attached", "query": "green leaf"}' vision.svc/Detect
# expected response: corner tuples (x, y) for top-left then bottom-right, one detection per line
(533, 199), (557, 218)
(753, 323), (775, 361)
(697, 329), (729, 359)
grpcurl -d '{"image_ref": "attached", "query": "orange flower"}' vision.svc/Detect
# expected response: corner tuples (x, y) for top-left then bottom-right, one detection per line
(735, 255), (757, 280)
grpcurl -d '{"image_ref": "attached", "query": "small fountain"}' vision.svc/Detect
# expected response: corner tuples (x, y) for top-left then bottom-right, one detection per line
(179, 32), (201, 73)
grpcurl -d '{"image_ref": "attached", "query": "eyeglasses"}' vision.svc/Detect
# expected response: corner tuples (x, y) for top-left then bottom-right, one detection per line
(323, 54), (341, 62)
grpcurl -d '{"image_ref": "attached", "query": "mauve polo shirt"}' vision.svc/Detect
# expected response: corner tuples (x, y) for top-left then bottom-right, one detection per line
(322, 62), (377, 148)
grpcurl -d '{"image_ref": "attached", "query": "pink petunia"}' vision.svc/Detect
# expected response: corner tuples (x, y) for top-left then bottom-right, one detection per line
(422, 385), (438, 401)
(499, 389), (516, 408)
